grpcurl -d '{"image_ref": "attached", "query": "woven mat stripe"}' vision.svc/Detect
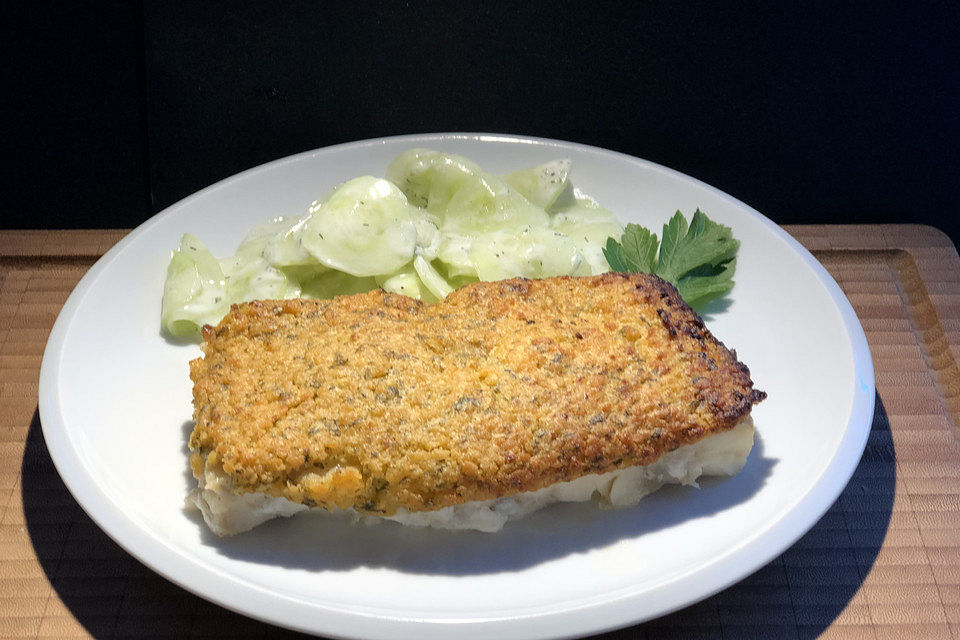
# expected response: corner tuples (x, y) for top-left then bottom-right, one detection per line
(0, 227), (958, 639)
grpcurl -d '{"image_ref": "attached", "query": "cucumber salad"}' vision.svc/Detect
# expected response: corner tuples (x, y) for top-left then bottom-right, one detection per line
(161, 149), (623, 338)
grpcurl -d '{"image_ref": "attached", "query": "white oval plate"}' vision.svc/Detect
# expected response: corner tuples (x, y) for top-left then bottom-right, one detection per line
(39, 134), (874, 639)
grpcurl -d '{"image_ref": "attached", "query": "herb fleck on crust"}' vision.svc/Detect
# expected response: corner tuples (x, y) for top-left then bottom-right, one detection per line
(189, 273), (765, 515)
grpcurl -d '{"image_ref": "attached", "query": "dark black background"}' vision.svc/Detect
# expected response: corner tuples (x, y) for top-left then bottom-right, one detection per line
(3, 2), (958, 245)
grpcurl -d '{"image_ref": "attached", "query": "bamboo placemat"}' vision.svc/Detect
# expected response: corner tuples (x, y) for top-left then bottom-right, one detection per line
(1, 225), (958, 639)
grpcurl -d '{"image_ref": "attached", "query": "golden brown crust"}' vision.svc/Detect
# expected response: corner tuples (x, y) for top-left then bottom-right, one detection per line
(189, 273), (765, 515)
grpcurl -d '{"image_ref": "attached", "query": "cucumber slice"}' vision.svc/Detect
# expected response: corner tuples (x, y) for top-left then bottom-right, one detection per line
(278, 263), (329, 286)
(413, 255), (454, 299)
(503, 159), (571, 210)
(436, 233), (477, 278)
(443, 174), (548, 235)
(237, 216), (296, 255)
(414, 216), (441, 261)
(386, 149), (548, 235)
(262, 214), (320, 268)
(220, 254), (300, 304)
(220, 216), (304, 302)
(468, 227), (584, 281)
(385, 148), (472, 209)
(550, 194), (624, 274)
(300, 270), (379, 299)
(300, 176), (420, 277)
(377, 264), (437, 303)
(161, 234), (229, 337)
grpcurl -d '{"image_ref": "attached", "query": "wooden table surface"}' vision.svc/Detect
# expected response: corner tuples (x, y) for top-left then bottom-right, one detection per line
(1, 224), (959, 639)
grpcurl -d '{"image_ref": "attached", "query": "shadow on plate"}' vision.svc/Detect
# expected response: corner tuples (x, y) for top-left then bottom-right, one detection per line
(159, 326), (202, 347)
(697, 296), (734, 322)
(638, 391), (895, 640)
(23, 394), (893, 638)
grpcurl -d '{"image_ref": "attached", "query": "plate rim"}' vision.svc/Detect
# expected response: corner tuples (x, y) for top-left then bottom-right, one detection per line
(38, 132), (875, 639)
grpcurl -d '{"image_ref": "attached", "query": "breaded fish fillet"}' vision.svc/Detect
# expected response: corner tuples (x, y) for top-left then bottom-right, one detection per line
(188, 272), (765, 534)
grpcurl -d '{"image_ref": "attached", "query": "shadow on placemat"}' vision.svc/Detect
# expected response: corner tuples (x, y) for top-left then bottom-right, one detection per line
(22, 408), (312, 639)
(24, 395), (893, 639)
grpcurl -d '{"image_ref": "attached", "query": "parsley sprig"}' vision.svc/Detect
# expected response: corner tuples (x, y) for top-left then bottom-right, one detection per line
(603, 209), (739, 310)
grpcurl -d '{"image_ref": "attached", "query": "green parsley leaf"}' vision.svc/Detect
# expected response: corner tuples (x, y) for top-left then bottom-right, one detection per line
(602, 223), (658, 273)
(675, 258), (736, 308)
(657, 209), (739, 284)
(603, 209), (738, 310)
